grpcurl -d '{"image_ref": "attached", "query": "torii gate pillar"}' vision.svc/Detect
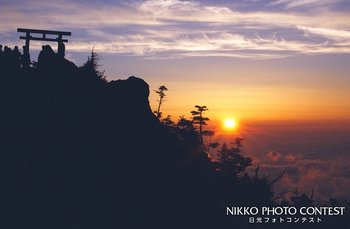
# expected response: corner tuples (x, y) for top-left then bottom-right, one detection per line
(17, 28), (71, 67)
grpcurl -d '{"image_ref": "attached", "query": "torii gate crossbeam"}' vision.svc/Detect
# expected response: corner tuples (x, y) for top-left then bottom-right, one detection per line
(17, 28), (71, 67)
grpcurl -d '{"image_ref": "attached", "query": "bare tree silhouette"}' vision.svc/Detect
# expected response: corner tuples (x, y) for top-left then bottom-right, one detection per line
(191, 105), (209, 143)
(154, 85), (168, 119)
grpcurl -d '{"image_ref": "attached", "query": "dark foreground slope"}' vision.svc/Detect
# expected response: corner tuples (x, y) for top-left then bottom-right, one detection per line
(0, 58), (221, 228)
(0, 56), (348, 229)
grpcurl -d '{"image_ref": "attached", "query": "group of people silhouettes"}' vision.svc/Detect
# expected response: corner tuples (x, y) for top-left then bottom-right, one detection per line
(0, 41), (65, 69)
(0, 45), (24, 68)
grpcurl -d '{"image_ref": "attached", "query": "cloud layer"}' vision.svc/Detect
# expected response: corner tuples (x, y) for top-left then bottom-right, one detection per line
(1, 0), (350, 59)
(243, 125), (350, 201)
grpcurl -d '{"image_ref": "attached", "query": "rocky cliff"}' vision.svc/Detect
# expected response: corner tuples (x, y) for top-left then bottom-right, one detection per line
(0, 57), (207, 228)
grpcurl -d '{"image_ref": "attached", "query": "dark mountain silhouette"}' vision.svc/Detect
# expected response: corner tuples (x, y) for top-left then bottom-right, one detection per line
(0, 46), (219, 228)
(0, 45), (348, 229)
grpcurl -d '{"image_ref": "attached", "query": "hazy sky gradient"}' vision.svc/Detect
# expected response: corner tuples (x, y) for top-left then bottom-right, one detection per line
(2, 0), (350, 200)
(1, 0), (350, 122)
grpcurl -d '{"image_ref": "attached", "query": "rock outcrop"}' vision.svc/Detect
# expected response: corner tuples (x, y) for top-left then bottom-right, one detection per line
(0, 57), (196, 228)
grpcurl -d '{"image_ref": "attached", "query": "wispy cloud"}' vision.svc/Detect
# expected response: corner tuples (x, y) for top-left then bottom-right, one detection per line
(1, 0), (350, 59)
(297, 26), (350, 41)
(269, 0), (343, 9)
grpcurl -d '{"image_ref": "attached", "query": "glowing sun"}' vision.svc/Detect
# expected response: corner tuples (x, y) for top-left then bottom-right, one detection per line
(223, 118), (237, 130)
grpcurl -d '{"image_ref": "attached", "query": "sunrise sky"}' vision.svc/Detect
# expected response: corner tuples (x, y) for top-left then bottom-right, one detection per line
(1, 0), (350, 201)
(1, 0), (350, 124)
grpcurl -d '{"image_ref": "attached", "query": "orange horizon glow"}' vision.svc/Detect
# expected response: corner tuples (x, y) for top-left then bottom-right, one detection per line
(149, 79), (350, 124)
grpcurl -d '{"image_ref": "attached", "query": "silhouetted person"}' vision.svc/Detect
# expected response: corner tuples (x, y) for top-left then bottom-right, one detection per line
(4, 46), (11, 56)
(37, 46), (45, 65)
(58, 41), (65, 58)
(13, 46), (21, 68)
(37, 45), (56, 68)
(3, 46), (12, 67)
(0, 45), (3, 63)
(22, 45), (30, 68)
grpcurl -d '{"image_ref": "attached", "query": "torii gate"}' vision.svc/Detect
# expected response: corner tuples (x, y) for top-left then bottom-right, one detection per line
(17, 28), (71, 67)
